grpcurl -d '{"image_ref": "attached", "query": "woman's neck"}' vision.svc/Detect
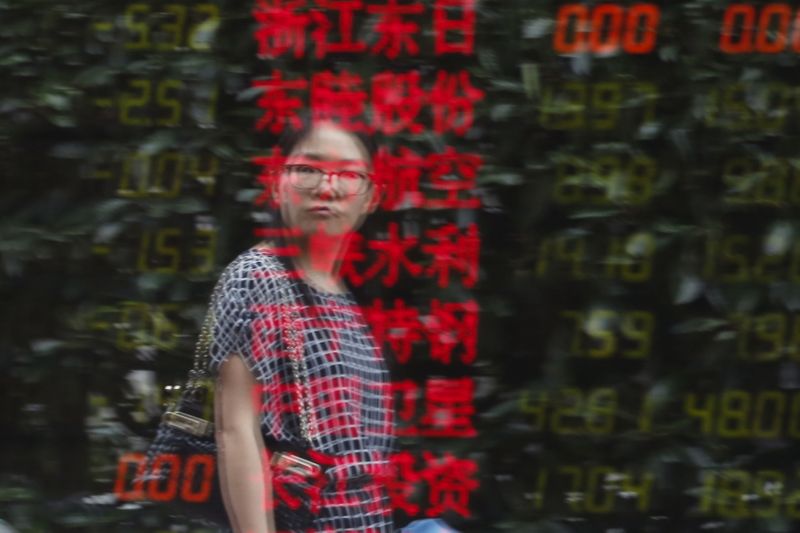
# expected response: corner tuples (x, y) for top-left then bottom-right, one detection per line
(291, 231), (351, 292)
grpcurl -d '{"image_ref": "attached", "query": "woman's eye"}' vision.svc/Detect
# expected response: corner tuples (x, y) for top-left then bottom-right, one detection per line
(338, 171), (363, 181)
(295, 165), (318, 174)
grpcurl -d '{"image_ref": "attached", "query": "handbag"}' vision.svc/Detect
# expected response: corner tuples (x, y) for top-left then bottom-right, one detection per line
(138, 260), (323, 531)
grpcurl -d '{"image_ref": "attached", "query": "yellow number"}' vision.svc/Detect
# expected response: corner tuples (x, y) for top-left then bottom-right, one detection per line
(719, 234), (749, 283)
(586, 309), (616, 358)
(626, 155), (655, 204)
(698, 470), (716, 514)
(787, 468), (800, 518)
(555, 236), (587, 279)
(533, 468), (548, 511)
(153, 304), (179, 349)
(117, 301), (149, 350)
(189, 154), (218, 195)
(138, 228), (181, 273)
(755, 157), (787, 205)
(752, 313), (786, 361)
(591, 82), (621, 130)
(124, 3), (151, 50)
(156, 79), (182, 126)
(551, 388), (582, 435)
(758, 83), (790, 133)
(190, 227), (217, 274)
(153, 152), (184, 197)
(717, 470), (749, 518)
(157, 4), (187, 51)
(120, 79), (152, 126)
(118, 152), (150, 197)
(187, 4), (220, 51)
(632, 82), (658, 127)
(592, 154), (621, 203)
(685, 393), (715, 434)
(621, 311), (653, 358)
(557, 465), (584, 512)
(753, 391), (785, 439)
(584, 466), (615, 513)
(621, 470), (653, 511)
(722, 156), (755, 204)
(791, 315), (800, 361)
(540, 82), (586, 130)
(717, 390), (750, 438)
(519, 391), (547, 431)
(787, 393), (800, 439)
(730, 313), (751, 359)
(789, 158), (800, 205)
(553, 156), (584, 204)
(723, 84), (751, 131)
(586, 388), (616, 434)
(753, 470), (782, 518)
(620, 232), (654, 282)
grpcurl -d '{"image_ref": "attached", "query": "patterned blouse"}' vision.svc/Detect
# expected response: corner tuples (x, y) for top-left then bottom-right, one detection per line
(208, 247), (395, 532)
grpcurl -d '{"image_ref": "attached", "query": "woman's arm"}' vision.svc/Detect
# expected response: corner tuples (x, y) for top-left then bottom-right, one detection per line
(215, 354), (276, 533)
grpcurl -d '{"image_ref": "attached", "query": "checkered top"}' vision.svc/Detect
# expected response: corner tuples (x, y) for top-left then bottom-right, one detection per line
(209, 247), (395, 532)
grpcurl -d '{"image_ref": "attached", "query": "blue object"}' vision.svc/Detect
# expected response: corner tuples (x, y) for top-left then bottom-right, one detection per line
(401, 518), (460, 532)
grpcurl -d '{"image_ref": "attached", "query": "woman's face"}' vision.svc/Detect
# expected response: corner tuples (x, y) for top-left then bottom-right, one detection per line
(275, 123), (378, 239)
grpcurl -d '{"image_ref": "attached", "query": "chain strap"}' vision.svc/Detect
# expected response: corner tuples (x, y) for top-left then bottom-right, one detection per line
(276, 269), (319, 442)
(177, 257), (318, 443)
(185, 272), (228, 391)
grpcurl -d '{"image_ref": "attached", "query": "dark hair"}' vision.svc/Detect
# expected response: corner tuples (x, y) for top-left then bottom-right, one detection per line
(277, 119), (379, 165)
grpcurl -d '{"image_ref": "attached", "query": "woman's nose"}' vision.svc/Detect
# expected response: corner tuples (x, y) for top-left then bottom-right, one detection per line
(313, 172), (342, 198)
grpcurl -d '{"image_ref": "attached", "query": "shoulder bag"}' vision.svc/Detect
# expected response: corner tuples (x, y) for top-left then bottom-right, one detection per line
(136, 262), (323, 531)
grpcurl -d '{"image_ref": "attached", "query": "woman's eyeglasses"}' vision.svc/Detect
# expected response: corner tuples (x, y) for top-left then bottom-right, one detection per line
(283, 164), (373, 196)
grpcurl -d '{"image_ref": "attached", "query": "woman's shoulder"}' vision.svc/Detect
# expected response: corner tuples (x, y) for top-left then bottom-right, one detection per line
(213, 244), (290, 300)
(222, 244), (284, 277)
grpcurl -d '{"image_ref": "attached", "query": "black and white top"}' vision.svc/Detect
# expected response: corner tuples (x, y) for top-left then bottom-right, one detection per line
(208, 247), (395, 532)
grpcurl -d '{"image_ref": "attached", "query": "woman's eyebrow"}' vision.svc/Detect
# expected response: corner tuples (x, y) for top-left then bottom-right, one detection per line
(293, 152), (363, 164)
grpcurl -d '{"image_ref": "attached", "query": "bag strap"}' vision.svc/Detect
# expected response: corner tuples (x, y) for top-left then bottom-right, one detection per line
(272, 261), (319, 443)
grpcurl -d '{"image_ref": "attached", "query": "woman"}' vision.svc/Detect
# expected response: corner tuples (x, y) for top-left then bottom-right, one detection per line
(209, 120), (394, 532)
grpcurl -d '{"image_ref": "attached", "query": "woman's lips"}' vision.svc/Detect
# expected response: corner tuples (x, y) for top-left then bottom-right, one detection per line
(307, 206), (335, 217)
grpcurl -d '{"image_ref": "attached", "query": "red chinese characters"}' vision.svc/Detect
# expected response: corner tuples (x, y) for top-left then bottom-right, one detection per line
(382, 451), (479, 517)
(368, 0), (425, 58)
(252, 0), (475, 58)
(253, 146), (482, 211)
(253, 71), (308, 134)
(252, 70), (482, 136)
(362, 298), (478, 365)
(340, 224), (479, 288)
(386, 377), (477, 438)
(253, 0), (312, 59)
(310, 71), (369, 131)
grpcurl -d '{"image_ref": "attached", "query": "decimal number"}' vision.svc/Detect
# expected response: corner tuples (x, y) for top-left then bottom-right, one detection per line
(560, 309), (654, 359)
(122, 2), (220, 51)
(685, 390), (800, 439)
(86, 301), (182, 351)
(532, 464), (653, 513)
(704, 83), (796, 133)
(536, 232), (655, 282)
(722, 156), (800, 206)
(520, 388), (653, 435)
(95, 78), (217, 127)
(89, 151), (218, 198)
(729, 313), (800, 361)
(719, 4), (800, 54)
(553, 4), (660, 55)
(700, 469), (800, 518)
(703, 233), (800, 283)
(137, 226), (216, 274)
(539, 81), (658, 131)
(553, 153), (656, 205)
